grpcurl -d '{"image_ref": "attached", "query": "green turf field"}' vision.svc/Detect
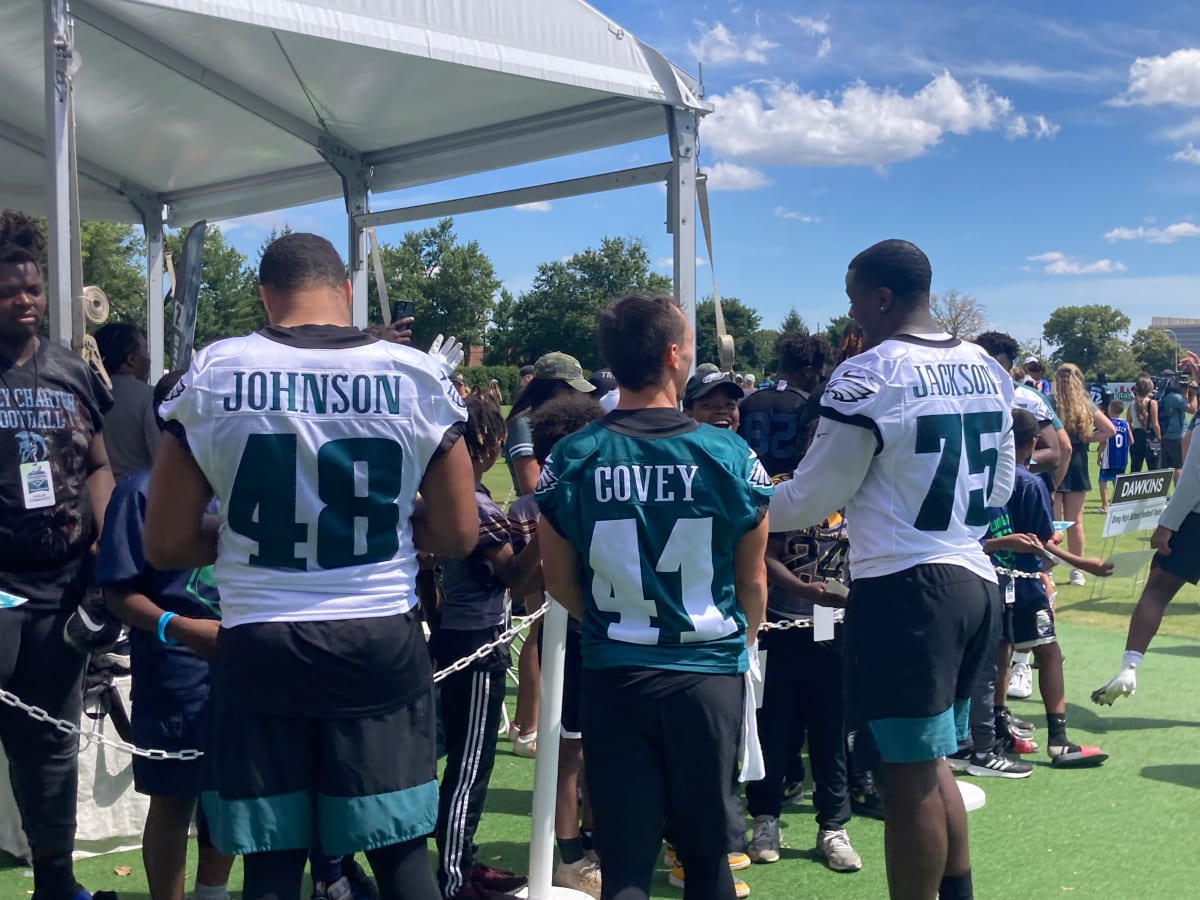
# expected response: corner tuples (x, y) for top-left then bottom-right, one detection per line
(4, 456), (1197, 899)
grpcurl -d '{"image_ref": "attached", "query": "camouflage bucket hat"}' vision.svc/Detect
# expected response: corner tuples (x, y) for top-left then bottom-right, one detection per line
(534, 351), (595, 392)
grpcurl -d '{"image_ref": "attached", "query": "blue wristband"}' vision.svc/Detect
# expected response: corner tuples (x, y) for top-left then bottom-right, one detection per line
(157, 611), (179, 646)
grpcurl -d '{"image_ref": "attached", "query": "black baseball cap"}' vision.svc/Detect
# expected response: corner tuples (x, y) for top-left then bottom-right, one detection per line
(683, 364), (742, 406)
(519, 365), (536, 377)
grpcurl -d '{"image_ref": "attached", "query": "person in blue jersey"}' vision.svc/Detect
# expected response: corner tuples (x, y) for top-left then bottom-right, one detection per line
(1098, 399), (1132, 512)
(770, 240), (1016, 900)
(538, 292), (772, 900)
(98, 371), (235, 900)
(143, 233), (479, 900)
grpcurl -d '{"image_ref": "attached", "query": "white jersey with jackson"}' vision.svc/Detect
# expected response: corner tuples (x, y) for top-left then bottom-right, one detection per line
(813, 336), (1015, 581)
(161, 327), (467, 627)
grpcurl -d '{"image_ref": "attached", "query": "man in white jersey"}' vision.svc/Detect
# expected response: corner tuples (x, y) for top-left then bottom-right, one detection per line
(143, 233), (477, 900)
(770, 240), (1015, 900)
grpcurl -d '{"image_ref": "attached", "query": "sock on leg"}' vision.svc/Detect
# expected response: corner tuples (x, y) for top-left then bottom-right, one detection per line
(309, 854), (344, 888)
(557, 836), (585, 865)
(192, 883), (230, 900)
(1046, 713), (1069, 747)
(32, 853), (76, 900)
(1011, 651), (1031, 666)
(939, 871), (974, 900)
(1122, 650), (1144, 669)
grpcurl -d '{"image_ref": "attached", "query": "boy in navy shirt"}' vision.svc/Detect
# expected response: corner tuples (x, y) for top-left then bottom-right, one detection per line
(98, 373), (233, 900)
(1098, 399), (1132, 512)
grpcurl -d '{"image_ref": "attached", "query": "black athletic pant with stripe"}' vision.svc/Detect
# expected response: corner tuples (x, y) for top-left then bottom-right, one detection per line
(433, 628), (509, 898)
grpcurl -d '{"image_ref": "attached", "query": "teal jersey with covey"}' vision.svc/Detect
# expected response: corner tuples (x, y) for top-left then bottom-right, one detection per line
(535, 409), (773, 674)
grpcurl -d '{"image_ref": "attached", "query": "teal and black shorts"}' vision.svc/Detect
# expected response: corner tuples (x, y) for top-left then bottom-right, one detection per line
(201, 612), (438, 856)
(844, 564), (999, 765)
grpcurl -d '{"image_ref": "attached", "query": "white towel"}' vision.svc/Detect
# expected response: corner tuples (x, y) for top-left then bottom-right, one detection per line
(739, 642), (765, 783)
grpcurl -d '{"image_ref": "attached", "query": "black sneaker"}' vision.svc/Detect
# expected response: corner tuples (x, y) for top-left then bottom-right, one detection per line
(946, 748), (972, 771)
(63, 601), (123, 654)
(782, 780), (805, 804)
(997, 706), (1034, 737)
(849, 774), (886, 820)
(965, 750), (1033, 779)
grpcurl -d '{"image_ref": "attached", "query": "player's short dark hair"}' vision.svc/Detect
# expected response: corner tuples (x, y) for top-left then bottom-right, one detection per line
(1012, 408), (1040, 447)
(778, 332), (830, 373)
(598, 292), (685, 391)
(974, 331), (1020, 363)
(152, 370), (187, 431)
(464, 394), (507, 463)
(848, 239), (931, 304)
(258, 232), (346, 294)
(94, 322), (144, 374)
(530, 393), (605, 465)
(0, 209), (46, 268)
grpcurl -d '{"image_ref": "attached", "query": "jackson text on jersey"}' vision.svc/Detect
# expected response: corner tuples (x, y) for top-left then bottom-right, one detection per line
(912, 364), (1002, 399)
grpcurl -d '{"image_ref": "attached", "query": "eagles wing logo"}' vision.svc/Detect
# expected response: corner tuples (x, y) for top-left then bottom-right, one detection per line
(534, 455), (558, 494)
(163, 377), (187, 404)
(747, 452), (773, 489)
(824, 369), (878, 404)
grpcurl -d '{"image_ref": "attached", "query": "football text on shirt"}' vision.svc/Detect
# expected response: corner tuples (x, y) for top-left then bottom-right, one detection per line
(593, 464), (699, 503)
(220, 370), (407, 415)
(912, 364), (1002, 400)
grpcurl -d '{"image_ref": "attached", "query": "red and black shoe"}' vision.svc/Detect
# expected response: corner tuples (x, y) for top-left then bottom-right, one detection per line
(1048, 742), (1109, 768)
(471, 863), (527, 894)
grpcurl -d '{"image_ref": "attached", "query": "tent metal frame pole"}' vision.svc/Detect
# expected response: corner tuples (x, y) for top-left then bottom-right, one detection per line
(667, 108), (699, 358)
(322, 139), (372, 328)
(134, 196), (166, 379)
(355, 162), (673, 229)
(44, 0), (74, 348)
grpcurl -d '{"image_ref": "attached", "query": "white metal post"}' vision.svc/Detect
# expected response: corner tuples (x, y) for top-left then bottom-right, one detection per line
(347, 190), (369, 328)
(525, 598), (590, 900)
(144, 209), (165, 378)
(668, 109), (699, 358)
(44, 0), (74, 348)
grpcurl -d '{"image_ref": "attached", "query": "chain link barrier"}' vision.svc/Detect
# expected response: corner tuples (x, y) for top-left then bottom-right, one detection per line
(760, 608), (846, 631)
(430, 605), (547, 684)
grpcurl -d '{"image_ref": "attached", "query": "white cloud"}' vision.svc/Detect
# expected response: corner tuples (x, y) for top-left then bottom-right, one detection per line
(817, 37), (832, 60)
(515, 201), (552, 213)
(774, 206), (820, 223)
(687, 21), (777, 66)
(1104, 222), (1200, 244)
(703, 73), (1056, 168)
(703, 161), (772, 191)
(1027, 251), (1126, 275)
(788, 14), (831, 36)
(1006, 114), (1060, 140)
(1173, 143), (1200, 164)
(1161, 118), (1200, 141)
(1114, 48), (1200, 108)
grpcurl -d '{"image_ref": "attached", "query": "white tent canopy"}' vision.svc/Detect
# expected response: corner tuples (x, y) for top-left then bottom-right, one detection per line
(1, 0), (707, 364)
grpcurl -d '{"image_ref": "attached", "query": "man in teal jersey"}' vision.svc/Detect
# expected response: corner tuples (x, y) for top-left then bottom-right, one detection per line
(538, 292), (772, 900)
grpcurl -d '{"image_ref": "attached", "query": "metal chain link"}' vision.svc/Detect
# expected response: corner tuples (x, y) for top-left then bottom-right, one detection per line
(994, 566), (1045, 580)
(0, 688), (204, 760)
(760, 608), (846, 632)
(431, 605), (548, 684)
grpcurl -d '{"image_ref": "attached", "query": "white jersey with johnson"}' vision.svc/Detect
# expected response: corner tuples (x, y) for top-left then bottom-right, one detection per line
(820, 335), (1016, 581)
(160, 326), (467, 627)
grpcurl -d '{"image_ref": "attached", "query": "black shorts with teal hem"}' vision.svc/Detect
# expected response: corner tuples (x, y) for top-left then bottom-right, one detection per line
(1154, 512), (1200, 585)
(1011, 590), (1056, 651)
(844, 564), (999, 765)
(201, 684), (437, 857)
(132, 694), (210, 798)
(537, 625), (583, 739)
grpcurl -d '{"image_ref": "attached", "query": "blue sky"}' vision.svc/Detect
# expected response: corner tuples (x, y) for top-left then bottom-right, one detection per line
(218, 0), (1200, 350)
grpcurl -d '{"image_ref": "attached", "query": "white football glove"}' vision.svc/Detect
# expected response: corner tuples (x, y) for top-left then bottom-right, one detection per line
(428, 334), (465, 372)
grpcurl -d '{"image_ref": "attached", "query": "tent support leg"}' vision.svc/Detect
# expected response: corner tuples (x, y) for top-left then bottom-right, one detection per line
(321, 139), (372, 329)
(44, 0), (74, 348)
(667, 108), (698, 364)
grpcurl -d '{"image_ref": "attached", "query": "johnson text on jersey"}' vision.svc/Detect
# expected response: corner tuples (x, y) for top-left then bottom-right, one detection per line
(221, 370), (409, 415)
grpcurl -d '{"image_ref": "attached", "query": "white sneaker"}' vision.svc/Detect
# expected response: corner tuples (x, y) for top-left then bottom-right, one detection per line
(747, 814), (781, 863)
(1091, 666), (1137, 705)
(554, 857), (602, 899)
(511, 729), (537, 758)
(1008, 661), (1033, 700)
(815, 829), (862, 872)
(1069, 568), (1086, 586)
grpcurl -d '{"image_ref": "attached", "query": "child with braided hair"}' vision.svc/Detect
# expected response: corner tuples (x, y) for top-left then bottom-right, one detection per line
(431, 395), (543, 899)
